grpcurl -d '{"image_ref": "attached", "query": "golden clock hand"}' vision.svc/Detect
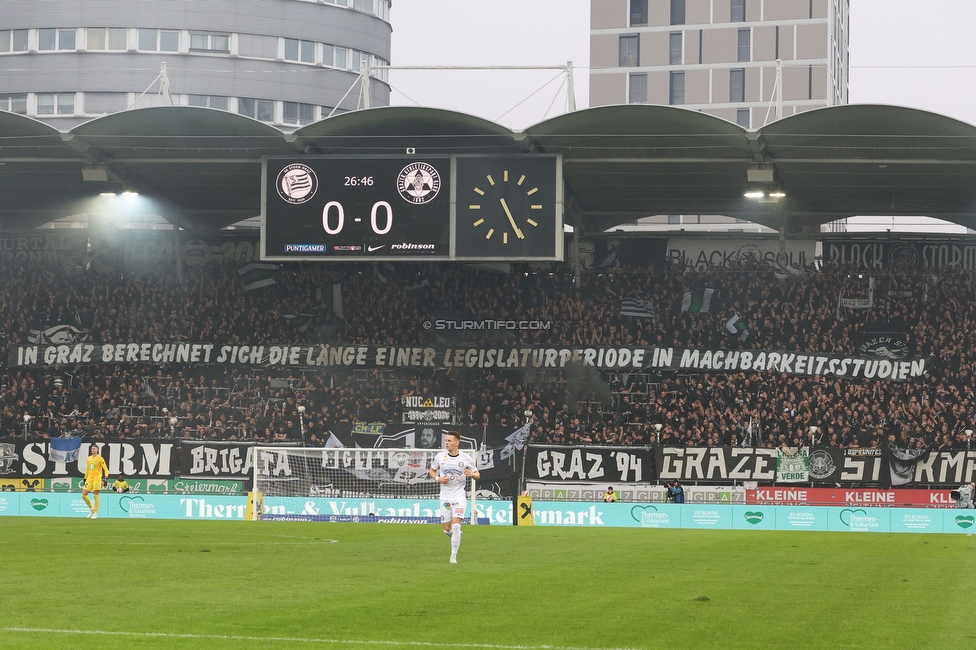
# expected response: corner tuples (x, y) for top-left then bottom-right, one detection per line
(499, 197), (525, 239)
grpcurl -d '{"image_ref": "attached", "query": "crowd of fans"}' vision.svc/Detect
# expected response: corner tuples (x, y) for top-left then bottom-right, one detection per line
(1, 250), (974, 452)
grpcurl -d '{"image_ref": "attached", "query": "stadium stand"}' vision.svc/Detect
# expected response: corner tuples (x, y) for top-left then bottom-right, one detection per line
(0, 253), (971, 453)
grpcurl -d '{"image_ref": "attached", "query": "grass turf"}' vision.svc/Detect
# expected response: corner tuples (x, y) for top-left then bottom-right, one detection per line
(1, 518), (974, 649)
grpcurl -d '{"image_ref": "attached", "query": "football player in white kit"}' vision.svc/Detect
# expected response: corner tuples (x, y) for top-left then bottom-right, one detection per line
(429, 431), (480, 564)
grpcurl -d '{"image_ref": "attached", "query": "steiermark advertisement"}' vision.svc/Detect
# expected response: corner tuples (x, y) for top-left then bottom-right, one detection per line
(1, 494), (975, 533)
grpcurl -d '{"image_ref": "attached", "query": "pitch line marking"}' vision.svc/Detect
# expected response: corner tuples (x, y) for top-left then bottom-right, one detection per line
(0, 537), (340, 546)
(3, 628), (638, 650)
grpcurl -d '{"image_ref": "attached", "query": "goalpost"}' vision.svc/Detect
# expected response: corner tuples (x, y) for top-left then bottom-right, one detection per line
(250, 447), (478, 523)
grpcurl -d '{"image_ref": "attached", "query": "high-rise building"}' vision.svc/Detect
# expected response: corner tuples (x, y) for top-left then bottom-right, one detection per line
(590, 0), (849, 232)
(0, 0), (392, 130)
(590, 0), (848, 126)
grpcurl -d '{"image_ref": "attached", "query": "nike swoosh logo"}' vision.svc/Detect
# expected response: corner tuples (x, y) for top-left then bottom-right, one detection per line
(367, 245), (385, 252)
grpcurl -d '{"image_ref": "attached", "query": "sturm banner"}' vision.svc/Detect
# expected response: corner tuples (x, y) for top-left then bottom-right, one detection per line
(8, 341), (931, 382)
(0, 440), (178, 479)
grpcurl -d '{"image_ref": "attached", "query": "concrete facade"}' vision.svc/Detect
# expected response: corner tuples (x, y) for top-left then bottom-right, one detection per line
(0, 0), (392, 130)
(590, 0), (849, 232)
(590, 0), (848, 127)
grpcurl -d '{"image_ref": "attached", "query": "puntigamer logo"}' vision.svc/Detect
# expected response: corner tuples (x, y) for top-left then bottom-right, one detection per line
(276, 163), (318, 204)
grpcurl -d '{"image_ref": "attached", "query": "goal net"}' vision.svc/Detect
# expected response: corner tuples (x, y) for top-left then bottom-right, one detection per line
(251, 447), (478, 521)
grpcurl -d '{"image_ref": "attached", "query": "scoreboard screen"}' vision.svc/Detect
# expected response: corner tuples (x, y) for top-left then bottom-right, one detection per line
(261, 155), (562, 262)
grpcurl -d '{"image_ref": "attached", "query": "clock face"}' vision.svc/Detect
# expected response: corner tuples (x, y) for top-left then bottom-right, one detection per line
(455, 156), (560, 260)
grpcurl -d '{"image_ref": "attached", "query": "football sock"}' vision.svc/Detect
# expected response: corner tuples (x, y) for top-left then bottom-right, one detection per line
(82, 494), (92, 510)
(94, 493), (100, 513)
(450, 523), (461, 559)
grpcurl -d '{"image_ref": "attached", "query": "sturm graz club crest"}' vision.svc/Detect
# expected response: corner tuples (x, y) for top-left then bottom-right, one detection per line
(397, 162), (441, 204)
(276, 163), (318, 205)
(808, 449), (836, 480)
(886, 243), (919, 269)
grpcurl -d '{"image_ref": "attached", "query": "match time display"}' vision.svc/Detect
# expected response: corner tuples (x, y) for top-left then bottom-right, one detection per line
(262, 157), (452, 260)
(262, 155), (562, 262)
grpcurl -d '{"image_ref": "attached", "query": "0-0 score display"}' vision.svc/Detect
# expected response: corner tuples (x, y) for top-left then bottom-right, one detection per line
(263, 158), (451, 259)
(262, 155), (562, 261)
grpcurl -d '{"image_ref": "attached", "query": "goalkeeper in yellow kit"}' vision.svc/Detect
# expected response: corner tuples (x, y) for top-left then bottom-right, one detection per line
(81, 444), (109, 519)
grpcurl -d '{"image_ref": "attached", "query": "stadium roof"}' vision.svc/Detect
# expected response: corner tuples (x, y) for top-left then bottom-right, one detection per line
(1, 103), (976, 234)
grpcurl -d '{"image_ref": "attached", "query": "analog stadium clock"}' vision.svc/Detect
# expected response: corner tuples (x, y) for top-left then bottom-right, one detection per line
(454, 156), (561, 260)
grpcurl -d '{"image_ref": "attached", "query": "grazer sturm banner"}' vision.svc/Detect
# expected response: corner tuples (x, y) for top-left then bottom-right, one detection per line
(525, 446), (655, 484)
(9, 341), (931, 382)
(658, 447), (889, 485)
(913, 450), (976, 485)
(656, 447), (778, 482)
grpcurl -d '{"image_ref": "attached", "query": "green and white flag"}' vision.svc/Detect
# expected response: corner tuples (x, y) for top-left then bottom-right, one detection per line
(725, 313), (749, 341)
(776, 447), (809, 483)
(681, 287), (715, 313)
(237, 263), (279, 292)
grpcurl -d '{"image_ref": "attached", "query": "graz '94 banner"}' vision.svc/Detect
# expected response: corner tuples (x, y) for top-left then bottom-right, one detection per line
(10, 341), (930, 382)
(525, 446), (655, 484)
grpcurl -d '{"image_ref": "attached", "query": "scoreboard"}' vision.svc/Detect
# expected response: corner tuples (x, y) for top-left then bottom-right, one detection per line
(261, 155), (562, 262)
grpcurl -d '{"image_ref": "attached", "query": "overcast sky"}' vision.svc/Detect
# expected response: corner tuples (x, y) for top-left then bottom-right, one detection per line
(389, 0), (976, 130)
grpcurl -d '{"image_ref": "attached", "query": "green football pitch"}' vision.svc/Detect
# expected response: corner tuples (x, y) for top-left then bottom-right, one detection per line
(1, 517), (975, 650)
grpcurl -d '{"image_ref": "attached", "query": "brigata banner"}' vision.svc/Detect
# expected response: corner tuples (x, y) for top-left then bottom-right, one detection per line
(179, 441), (267, 479)
(746, 487), (956, 508)
(9, 341), (930, 381)
(525, 446), (655, 484)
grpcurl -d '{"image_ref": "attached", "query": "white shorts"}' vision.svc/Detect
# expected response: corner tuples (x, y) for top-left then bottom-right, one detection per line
(440, 498), (467, 523)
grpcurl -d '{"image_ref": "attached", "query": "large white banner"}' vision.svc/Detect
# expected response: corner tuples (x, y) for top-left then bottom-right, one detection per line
(9, 342), (930, 382)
